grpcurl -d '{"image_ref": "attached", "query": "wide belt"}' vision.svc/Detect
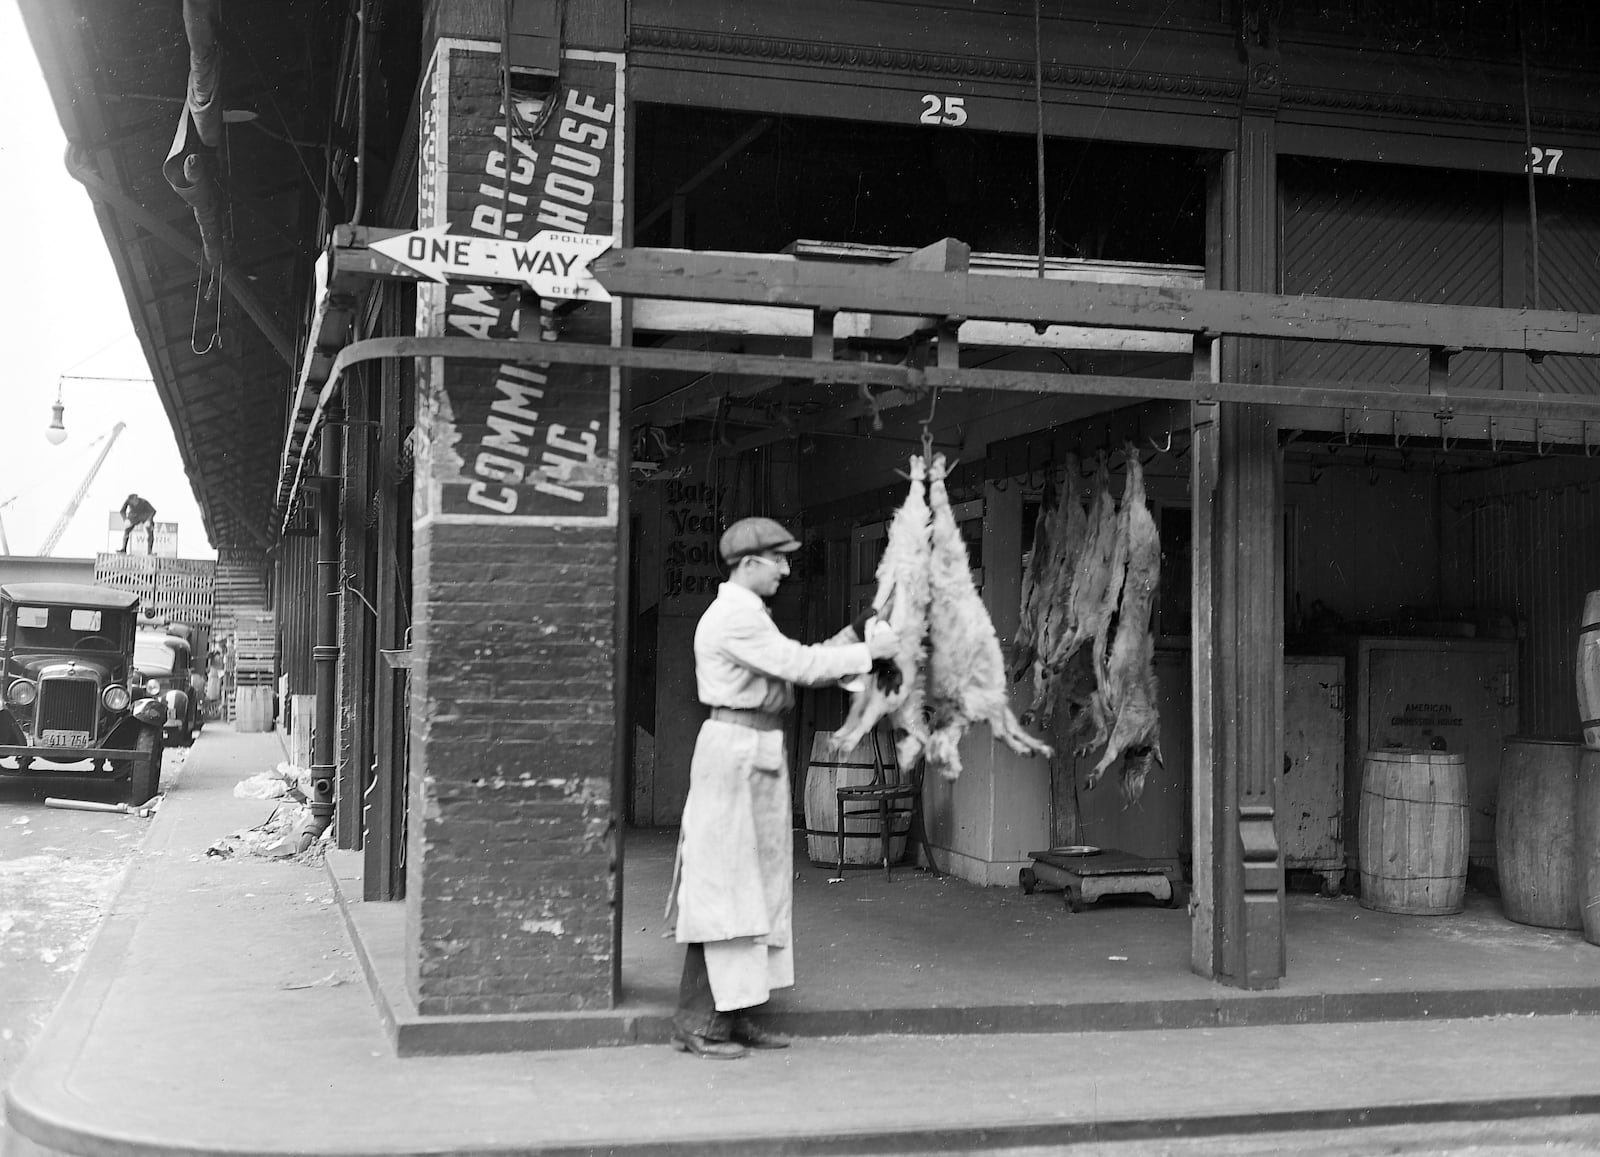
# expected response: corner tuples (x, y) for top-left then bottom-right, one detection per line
(709, 706), (786, 731)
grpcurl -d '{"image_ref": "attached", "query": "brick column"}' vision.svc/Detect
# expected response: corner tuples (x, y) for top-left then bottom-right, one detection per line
(405, 34), (627, 1014)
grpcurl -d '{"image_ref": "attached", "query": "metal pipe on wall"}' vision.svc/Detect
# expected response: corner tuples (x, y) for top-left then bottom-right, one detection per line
(299, 412), (343, 850)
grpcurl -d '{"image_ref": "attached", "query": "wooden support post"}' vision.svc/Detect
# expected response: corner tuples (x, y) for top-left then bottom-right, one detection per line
(936, 316), (962, 370)
(813, 310), (836, 362)
(1429, 347), (1458, 395)
(1198, 32), (1286, 987)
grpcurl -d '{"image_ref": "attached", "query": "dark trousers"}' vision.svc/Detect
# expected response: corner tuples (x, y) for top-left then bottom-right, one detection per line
(674, 943), (732, 1039)
(120, 520), (154, 553)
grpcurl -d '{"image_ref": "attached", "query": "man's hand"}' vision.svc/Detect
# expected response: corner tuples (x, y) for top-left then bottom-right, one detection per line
(864, 619), (899, 660)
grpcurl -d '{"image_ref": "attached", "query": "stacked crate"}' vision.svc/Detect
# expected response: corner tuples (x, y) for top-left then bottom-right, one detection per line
(212, 549), (275, 724)
(94, 554), (215, 638)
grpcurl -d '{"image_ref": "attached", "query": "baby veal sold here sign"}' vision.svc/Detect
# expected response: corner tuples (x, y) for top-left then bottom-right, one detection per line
(370, 224), (613, 302)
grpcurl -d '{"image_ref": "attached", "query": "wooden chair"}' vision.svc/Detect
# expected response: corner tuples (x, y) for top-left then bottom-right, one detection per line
(833, 726), (929, 880)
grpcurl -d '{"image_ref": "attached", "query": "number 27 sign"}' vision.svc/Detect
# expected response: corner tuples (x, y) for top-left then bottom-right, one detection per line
(1527, 146), (1564, 175)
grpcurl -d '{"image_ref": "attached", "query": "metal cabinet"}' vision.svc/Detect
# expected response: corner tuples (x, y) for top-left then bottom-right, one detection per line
(1280, 656), (1346, 893)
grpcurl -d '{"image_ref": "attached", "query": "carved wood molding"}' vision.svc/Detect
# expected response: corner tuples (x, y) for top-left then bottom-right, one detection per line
(633, 24), (1600, 136)
(1280, 85), (1600, 136)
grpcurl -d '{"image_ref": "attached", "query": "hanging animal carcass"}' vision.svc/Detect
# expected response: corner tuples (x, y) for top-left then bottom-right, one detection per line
(830, 455), (933, 768)
(1088, 446), (1163, 805)
(923, 454), (1052, 779)
(1014, 456), (1088, 723)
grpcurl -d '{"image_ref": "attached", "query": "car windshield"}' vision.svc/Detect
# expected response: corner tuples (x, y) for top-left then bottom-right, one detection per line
(134, 635), (180, 674)
(13, 605), (129, 651)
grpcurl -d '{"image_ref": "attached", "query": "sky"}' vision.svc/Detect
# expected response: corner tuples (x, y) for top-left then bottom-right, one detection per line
(0, 1), (215, 561)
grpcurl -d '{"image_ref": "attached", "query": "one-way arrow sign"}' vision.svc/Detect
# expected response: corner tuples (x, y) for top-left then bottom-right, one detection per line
(368, 226), (613, 302)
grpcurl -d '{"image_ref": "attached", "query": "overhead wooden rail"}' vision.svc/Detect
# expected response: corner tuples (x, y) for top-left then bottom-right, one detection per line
(276, 224), (1600, 527)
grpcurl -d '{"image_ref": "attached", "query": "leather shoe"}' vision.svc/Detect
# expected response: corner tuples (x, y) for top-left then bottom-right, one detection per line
(670, 1031), (748, 1060)
(731, 1018), (791, 1050)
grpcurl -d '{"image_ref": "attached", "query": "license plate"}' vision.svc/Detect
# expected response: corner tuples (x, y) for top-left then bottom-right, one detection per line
(41, 730), (90, 747)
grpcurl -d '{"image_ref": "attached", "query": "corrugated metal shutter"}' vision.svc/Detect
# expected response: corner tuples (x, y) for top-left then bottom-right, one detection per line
(1465, 483), (1600, 739)
(1280, 159), (1503, 392)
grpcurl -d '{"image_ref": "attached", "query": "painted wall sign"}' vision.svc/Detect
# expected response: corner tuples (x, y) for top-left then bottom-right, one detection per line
(660, 479), (725, 613)
(415, 42), (624, 527)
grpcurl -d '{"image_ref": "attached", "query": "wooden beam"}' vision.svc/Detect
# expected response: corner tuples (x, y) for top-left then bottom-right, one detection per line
(590, 249), (1600, 358)
(333, 230), (1600, 358)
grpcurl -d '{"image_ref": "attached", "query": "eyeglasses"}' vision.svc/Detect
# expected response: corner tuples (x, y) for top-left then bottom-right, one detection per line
(747, 553), (791, 570)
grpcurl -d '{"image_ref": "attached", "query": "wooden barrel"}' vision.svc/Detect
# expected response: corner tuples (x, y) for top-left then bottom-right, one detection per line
(1579, 750), (1600, 947)
(1495, 738), (1583, 929)
(1579, 591), (1600, 748)
(1358, 749), (1469, 915)
(232, 686), (275, 733)
(803, 728), (906, 867)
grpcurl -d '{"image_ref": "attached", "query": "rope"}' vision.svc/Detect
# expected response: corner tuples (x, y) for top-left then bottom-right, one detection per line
(1033, 0), (1047, 279)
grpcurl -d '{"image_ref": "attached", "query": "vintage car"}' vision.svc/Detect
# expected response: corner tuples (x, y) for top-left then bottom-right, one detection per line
(134, 626), (204, 747)
(0, 582), (166, 804)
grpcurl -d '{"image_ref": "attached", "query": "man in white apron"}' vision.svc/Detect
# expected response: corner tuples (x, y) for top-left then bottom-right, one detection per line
(667, 516), (898, 1059)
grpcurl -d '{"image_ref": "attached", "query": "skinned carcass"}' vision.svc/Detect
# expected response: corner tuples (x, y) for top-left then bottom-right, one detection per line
(1036, 457), (1121, 752)
(1088, 447), (1163, 804)
(924, 454), (1052, 779)
(831, 456), (933, 767)
(1017, 459), (1088, 722)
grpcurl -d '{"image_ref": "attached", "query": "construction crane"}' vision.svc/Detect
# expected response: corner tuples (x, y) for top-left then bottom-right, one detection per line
(37, 422), (128, 557)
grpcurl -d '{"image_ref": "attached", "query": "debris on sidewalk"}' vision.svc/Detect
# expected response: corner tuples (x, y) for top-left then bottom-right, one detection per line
(44, 798), (156, 818)
(232, 762), (308, 801)
(278, 970), (346, 991)
(206, 801), (307, 860)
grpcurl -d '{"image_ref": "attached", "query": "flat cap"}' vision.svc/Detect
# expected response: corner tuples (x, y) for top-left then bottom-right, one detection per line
(719, 516), (801, 564)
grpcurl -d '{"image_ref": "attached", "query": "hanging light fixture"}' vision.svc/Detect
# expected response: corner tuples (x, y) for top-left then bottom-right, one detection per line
(44, 381), (67, 445)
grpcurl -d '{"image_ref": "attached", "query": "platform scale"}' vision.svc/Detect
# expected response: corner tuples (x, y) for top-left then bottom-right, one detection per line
(1020, 847), (1184, 913)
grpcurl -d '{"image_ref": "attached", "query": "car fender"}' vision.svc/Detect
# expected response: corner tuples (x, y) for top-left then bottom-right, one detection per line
(162, 689), (190, 724)
(132, 697), (167, 727)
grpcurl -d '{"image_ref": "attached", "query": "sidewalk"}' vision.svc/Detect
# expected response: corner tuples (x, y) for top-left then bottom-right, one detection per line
(7, 725), (1600, 1157)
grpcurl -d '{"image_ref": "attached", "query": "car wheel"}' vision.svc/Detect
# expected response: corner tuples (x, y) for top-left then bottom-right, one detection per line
(126, 728), (162, 805)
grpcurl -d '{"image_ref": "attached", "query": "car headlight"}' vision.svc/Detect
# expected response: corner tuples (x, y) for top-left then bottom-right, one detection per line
(8, 679), (37, 707)
(103, 685), (132, 712)
(145, 679), (161, 696)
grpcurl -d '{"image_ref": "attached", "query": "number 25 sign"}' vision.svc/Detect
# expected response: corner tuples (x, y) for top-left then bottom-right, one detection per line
(920, 94), (968, 126)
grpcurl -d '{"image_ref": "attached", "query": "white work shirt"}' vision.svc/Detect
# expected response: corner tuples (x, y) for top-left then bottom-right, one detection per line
(693, 582), (872, 713)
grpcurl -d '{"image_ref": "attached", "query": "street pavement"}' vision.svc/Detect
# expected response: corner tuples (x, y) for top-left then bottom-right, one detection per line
(0, 747), (184, 1132)
(6, 729), (1600, 1156)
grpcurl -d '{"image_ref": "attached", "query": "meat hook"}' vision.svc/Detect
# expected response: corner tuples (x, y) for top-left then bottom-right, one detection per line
(1535, 418), (1550, 457)
(1146, 429), (1173, 453)
(918, 386), (940, 460)
(1586, 421), (1599, 459)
